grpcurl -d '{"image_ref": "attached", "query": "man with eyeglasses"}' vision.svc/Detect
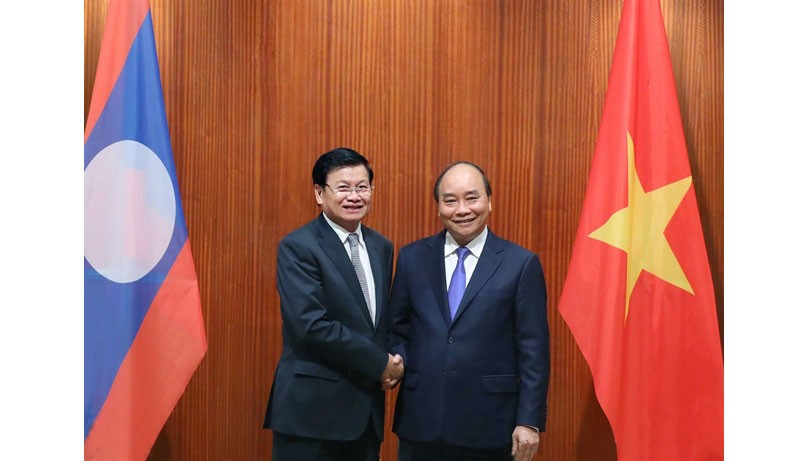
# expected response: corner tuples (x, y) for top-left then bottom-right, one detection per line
(264, 147), (403, 461)
(388, 162), (550, 461)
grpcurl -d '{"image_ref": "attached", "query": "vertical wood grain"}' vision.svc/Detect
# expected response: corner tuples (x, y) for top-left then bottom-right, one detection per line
(84, 1), (723, 459)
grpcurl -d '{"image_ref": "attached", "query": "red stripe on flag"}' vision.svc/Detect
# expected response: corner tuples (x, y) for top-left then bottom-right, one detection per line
(84, 240), (207, 461)
(84, 0), (150, 142)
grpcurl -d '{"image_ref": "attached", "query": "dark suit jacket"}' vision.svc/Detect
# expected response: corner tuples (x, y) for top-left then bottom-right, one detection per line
(388, 230), (549, 449)
(264, 215), (394, 441)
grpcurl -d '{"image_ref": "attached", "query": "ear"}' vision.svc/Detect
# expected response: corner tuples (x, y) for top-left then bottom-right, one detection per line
(488, 198), (492, 212)
(314, 184), (324, 206)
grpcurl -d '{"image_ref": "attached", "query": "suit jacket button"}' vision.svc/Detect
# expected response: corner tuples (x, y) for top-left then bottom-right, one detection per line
(441, 369), (447, 376)
(447, 336), (455, 344)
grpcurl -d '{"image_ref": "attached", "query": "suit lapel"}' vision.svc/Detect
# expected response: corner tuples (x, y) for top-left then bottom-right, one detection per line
(314, 216), (373, 327)
(426, 231), (452, 326)
(452, 232), (504, 324)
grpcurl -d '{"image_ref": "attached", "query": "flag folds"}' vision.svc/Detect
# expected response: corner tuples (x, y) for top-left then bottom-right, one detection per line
(558, 0), (723, 459)
(84, 1), (207, 459)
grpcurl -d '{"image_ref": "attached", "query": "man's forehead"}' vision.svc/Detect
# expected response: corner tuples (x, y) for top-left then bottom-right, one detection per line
(326, 165), (370, 181)
(441, 187), (481, 196)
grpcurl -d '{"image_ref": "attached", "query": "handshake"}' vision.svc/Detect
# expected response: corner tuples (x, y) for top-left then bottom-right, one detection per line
(379, 353), (404, 390)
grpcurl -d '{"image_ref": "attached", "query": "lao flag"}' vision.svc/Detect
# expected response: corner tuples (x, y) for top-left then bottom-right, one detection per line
(84, 1), (207, 459)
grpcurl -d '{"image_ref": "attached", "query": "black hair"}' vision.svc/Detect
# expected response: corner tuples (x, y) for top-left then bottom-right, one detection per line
(312, 147), (373, 186)
(433, 161), (492, 202)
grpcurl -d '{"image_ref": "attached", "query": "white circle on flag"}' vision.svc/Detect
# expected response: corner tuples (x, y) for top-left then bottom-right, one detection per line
(84, 140), (176, 284)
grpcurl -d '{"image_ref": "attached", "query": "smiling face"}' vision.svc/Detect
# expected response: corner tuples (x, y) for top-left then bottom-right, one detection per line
(314, 164), (373, 232)
(436, 163), (491, 246)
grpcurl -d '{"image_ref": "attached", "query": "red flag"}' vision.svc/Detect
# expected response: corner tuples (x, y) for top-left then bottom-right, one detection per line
(84, 1), (207, 459)
(558, 0), (723, 459)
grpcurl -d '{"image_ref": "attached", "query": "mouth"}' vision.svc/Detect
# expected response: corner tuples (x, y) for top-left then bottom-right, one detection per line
(452, 217), (476, 227)
(343, 204), (366, 212)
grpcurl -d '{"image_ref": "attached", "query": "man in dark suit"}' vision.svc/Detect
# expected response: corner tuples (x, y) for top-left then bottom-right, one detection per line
(388, 162), (550, 461)
(264, 147), (403, 461)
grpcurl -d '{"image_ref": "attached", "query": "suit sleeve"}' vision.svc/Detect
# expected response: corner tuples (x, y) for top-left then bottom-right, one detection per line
(387, 250), (411, 365)
(515, 252), (550, 431)
(276, 236), (389, 383)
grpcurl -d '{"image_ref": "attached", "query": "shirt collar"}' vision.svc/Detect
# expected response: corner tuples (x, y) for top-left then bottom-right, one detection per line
(444, 226), (488, 258)
(322, 213), (364, 245)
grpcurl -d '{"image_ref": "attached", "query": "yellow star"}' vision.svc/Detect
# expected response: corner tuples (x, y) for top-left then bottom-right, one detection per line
(588, 132), (694, 321)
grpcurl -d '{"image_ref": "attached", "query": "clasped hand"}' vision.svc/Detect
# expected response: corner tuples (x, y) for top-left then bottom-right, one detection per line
(380, 353), (404, 390)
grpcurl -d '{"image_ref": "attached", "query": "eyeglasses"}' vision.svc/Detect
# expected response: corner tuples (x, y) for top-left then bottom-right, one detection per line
(324, 184), (375, 197)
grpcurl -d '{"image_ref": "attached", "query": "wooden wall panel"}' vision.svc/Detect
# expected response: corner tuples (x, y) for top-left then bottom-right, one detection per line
(84, 0), (723, 459)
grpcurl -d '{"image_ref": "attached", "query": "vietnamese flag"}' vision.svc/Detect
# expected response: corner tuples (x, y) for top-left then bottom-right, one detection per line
(84, 1), (207, 459)
(557, 0), (723, 459)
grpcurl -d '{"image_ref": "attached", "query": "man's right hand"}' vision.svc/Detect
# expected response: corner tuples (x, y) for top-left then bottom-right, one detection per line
(380, 353), (404, 390)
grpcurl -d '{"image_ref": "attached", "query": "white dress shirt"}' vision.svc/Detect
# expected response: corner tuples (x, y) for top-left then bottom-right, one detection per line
(444, 226), (488, 290)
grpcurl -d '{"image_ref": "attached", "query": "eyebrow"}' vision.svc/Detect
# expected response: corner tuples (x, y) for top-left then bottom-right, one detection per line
(333, 181), (369, 186)
(441, 189), (480, 198)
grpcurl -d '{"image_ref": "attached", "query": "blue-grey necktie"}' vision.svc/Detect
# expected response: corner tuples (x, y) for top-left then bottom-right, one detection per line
(448, 247), (470, 320)
(347, 233), (373, 323)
